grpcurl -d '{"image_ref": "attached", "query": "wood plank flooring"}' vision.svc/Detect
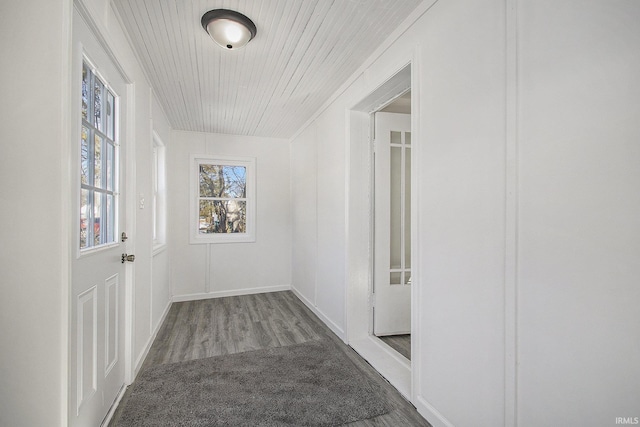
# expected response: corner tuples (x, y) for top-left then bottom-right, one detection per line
(378, 334), (411, 360)
(109, 291), (430, 426)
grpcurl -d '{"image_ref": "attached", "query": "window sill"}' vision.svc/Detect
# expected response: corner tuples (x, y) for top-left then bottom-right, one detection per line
(77, 241), (121, 259)
(189, 233), (256, 245)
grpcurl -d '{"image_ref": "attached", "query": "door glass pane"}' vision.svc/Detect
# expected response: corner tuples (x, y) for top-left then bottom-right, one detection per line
(199, 200), (247, 234)
(405, 271), (411, 285)
(390, 272), (402, 285)
(199, 165), (247, 198)
(405, 131), (411, 145)
(390, 146), (402, 269)
(94, 192), (103, 246)
(80, 189), (89, 249)
(81, 127), (90, 185)
(390, 131), (401, 145)
(94, 134), (102, 188)
(106, 142), (114, 191)
(405, 147), (411, 268)
(94, 78), (103, 131)
(82, 64), (90, 122)
(80, 62), (118, 250)
(106, 194), (115, 244)
(106, 91), (115, 140)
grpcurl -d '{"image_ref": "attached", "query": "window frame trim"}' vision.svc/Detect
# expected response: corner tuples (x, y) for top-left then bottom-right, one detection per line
(189, 154), (257, 244)
(78, 56), (120, 255)
(152, 131), (167, 253)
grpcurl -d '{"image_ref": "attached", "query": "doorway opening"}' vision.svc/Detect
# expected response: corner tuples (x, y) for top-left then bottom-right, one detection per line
(346, 62), (415, 399)
(373, 94), (412, 361)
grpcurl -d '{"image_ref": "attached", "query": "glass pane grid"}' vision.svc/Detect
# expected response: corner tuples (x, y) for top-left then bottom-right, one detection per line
(388, 269), (412, 286)
(80, 62), (117, 250)
(388, 129), (412, 285)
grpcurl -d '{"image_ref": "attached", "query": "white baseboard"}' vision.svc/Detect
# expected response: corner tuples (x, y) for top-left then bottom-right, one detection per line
(413, 394), (455, 427)
(291, 287), (346, 341)
(172, 284), (291, 303)
(133, 298), (172, 376)
(101, 384), (127, 427)
(350, 336), (411, 399)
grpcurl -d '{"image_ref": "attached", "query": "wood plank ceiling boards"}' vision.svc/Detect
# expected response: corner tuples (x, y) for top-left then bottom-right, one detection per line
(112, 0), (423, 138)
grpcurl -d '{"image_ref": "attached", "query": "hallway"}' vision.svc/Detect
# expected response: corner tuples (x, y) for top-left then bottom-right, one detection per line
(109, 292), (430, 426)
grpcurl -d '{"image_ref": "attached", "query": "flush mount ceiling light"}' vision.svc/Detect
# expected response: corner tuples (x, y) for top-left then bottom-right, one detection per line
(201, 9), (257, 50)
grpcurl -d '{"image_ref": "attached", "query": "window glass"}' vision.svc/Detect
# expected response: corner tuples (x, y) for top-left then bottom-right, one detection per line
(80, 61), (117, 250)
(388, 130), (411, 285)
(152, 135), (166, 248)
(190, 155), (256, 244)
(82, 64), (90, 122)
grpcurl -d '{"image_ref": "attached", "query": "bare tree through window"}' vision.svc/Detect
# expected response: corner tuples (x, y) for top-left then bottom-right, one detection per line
(198, 165), (247, 234)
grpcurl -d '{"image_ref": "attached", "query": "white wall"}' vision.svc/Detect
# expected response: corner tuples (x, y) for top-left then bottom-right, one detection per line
(290, 0), (640, 426)
(290, 105), (349, 337)
(292, 0), (506, 423)
(0, 1), (71, 425)
(97, 2), (174, 375)
(291, 124), (318, 305)
(314, 103), (348, 332)
(416, 1), (507, 425)
(151, 95), (172, 334)
(517, 1), (640, 425)
(169, 131), (291, 299)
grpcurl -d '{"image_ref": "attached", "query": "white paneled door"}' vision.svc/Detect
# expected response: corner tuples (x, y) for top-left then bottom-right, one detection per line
(70, 10), (130, 427)
(374, 112), (412, 336)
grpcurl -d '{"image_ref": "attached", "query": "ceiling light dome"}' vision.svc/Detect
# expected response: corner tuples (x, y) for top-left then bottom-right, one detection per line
(201, 9), (257, 50)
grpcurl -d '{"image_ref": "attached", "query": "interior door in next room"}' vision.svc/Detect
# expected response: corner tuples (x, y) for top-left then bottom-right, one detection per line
(374, 111), (411, 337)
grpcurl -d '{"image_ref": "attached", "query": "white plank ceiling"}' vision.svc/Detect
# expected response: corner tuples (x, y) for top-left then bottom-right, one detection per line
(112, 0), (422, 138)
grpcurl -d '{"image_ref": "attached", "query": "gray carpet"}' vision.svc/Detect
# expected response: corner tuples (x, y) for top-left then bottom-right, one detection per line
(115, 339), (391, 426)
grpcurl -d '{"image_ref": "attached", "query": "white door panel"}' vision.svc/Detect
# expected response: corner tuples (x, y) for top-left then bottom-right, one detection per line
(70, 9), (129, 426)
(374, 112), (411, 336)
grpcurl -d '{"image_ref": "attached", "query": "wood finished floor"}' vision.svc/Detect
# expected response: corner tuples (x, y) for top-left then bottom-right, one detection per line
(378, 334), (411, 360)
(110, 291), (430, 426)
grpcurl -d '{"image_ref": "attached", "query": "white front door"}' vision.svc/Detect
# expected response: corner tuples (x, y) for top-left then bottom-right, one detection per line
(70, 10), (130, 426)
(374, 112), (411, 336)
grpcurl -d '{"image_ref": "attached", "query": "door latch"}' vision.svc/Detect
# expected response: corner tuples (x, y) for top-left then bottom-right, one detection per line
(121, 232), (128, 242)
(121, 253), (135, 263)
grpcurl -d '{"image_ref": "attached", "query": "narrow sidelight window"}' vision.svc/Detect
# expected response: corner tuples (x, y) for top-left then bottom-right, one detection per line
(152, 133), (166, 248)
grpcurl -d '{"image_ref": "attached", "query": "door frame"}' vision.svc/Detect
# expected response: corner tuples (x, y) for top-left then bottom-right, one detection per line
(345, 50), (421, 401)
